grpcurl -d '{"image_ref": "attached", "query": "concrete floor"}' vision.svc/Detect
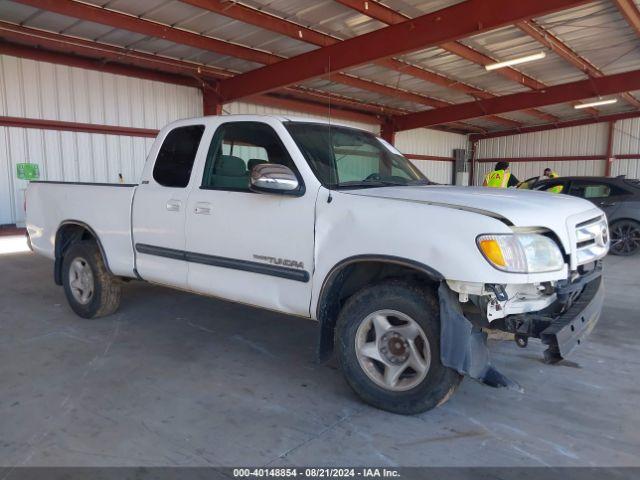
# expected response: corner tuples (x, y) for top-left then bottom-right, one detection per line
(1, 238), (639, 467)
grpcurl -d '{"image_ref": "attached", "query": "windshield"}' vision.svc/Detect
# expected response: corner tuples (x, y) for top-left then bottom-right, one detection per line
(284, 122), (428, 189)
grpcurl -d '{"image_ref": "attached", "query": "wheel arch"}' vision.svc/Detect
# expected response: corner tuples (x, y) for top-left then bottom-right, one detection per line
(54, 221), (111, 285)
(315, 255), (444, 363)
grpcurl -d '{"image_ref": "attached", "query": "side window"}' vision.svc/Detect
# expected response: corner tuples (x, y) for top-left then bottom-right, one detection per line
(202, 122), (298, 191)
(568, 182), (612, 199)
(153, 125), (205, 187)
(570, 182), (629, 199)
(536, 181), (565, 193)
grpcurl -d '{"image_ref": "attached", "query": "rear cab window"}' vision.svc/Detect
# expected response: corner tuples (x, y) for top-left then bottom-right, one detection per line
(153, 125), (205, 187)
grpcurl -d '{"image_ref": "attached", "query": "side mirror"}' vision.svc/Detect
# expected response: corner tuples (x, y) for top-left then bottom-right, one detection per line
(250, 163), (302, 195)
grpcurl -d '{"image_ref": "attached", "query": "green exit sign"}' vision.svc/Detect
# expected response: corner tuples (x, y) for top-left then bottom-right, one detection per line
(16, 163), (40, 180)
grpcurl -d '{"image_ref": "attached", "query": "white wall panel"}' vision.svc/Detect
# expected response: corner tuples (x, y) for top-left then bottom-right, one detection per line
(475, 119), (640, 184)
(0, 54), (202, 129)
(611, 158), (640, 179)
(1, 126), (154, 225)
(395, 128), (468, 157)
(411, 160), (454, 185)
(0, 54), (201, 225)
(614, 117), (640, 155)
(612, 118), (640, 179)
(395, 128), (468, 185)
(476, 123), (609, 159)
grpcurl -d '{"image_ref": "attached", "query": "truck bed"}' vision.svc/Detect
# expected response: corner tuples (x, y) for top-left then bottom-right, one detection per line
(26, 181), (138, 277)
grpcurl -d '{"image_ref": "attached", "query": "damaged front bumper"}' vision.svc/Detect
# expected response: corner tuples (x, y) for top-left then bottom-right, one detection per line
(498, 266), (604, 363)
(439, 264), (604, 389)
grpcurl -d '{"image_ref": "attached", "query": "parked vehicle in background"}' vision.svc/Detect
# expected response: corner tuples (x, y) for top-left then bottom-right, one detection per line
(519, 175), (640, 256)
(26, 115), (609, 414)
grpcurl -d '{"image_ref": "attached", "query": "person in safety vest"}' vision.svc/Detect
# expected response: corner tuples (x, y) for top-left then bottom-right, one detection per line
(543, 167), (563, 193)
(483, 161), (519, 188)
(543, 167), (559, 179)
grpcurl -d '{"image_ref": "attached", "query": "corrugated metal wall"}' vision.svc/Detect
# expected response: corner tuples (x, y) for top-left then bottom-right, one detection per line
(477, 124), (610, 158)
(475, 120), (640, 184)
(0, 54), (202, 225)
(612, 117), (640, 178)
(396, 128), (468, 184)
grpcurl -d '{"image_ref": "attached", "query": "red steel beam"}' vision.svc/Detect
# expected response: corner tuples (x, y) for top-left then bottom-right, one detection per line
(0, 41), (384, 126)
(476, 155), (606, 163)
(10, 2), (466, 124)
(439, 41), (546, 90)
(470, 110), (640, 141)
(0, 40), (202, 87)
(336, 74), (521, 128)
(183, 0), (512, 109)
(13, 0), (279, 65)
(517, 20), (640, 109)
(0, 23), (403, 121)
(393, 70), (640, 131)
(334, 0), (406, 25)
(440, 41), (600, 117)
(614, 0), (640, 37)
(0, 115), (159, 137)
(217, 0), (590, 101)
(245, 94), (382, 125)
(181, 0), (520, 128)
(334, 0), (558, 123)
(181, 0), (337, 47)
(404, 154), (454, 162)
(0, 21), (231, 81)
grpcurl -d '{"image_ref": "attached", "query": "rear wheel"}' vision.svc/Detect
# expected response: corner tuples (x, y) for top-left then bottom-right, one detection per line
(336, 281), (462, 414)
(610, 220), (640, 256)
(62, 240), (121, 318)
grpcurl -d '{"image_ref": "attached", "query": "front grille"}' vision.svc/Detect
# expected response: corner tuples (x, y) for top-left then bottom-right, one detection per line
(575, 216), (609, 265)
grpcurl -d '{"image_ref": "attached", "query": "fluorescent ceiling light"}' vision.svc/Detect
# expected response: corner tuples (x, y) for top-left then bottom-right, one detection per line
(574, 98), (618, 109)
(485, 51), (546, 71)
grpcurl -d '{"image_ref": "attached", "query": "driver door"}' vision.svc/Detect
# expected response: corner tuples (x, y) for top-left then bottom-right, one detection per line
(184, 120), (317, 317)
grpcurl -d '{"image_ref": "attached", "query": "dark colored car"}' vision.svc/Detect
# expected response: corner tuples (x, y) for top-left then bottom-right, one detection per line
(518, 175), (640, 256)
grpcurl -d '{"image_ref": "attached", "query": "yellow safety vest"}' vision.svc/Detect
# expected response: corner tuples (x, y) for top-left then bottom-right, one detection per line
(484, 169), (511, 188)
(547, 172), (563, 193)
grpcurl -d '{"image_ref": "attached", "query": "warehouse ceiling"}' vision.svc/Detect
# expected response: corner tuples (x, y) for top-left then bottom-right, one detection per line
(1, 0), (640, 136)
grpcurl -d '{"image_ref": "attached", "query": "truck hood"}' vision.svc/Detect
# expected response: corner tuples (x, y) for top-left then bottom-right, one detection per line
(344, 185), (603, 250)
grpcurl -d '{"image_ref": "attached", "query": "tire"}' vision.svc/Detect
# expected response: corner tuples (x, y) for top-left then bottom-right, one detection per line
(336, 280), (462, 415)
(62, 240), (121, 319)
(609, 220), (640, 256)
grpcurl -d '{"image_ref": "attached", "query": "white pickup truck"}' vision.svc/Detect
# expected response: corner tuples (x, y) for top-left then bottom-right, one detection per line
(26, 115), (608, 414)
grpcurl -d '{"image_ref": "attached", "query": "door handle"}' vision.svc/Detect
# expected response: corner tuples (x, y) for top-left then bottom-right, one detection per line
(166, 199), (181, 212)
(194, 202), (211, 215)
(600, 201), (616, 207)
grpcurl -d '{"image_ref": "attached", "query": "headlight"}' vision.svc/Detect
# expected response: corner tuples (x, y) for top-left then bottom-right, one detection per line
(477, 233), (564, 273)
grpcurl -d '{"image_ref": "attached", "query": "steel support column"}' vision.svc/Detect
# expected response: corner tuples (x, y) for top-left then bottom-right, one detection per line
(605, 121), (616, 177)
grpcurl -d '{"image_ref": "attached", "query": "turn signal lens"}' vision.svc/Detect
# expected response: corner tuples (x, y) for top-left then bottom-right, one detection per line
(478, 239), (506, 267)
(477, 233), (564, 273)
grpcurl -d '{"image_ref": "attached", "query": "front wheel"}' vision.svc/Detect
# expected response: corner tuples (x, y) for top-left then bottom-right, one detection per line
(62, 240), (121, 318)
(336, 281), (462, 414)
(609, 220), (640, 256)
